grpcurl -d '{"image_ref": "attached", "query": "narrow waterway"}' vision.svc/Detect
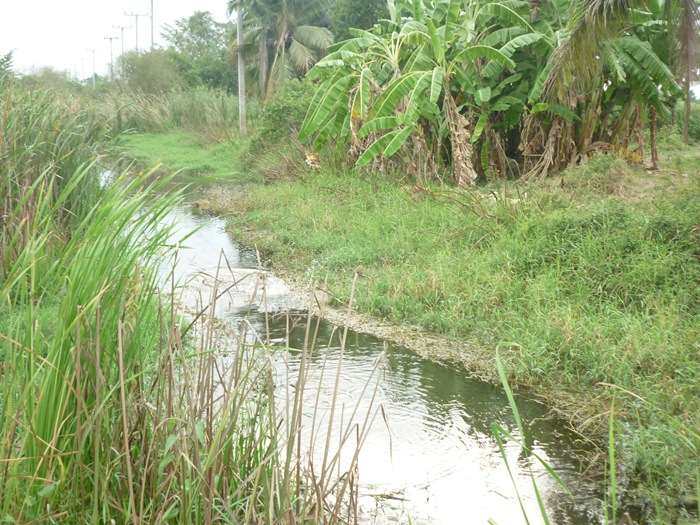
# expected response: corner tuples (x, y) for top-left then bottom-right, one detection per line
(158, 201), (607, 525)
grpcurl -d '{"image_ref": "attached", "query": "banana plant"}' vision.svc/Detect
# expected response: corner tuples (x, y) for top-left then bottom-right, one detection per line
(301, 0), (528, 185)
(301, 0), (681, 182)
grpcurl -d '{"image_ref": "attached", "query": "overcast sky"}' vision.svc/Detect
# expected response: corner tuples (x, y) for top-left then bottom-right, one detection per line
(0, 1), (231, 78)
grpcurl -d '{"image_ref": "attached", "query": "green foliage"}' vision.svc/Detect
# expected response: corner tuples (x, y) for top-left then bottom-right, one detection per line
(118, 49), (185, 94)
(330, 0), (389, 41)
(162, 11), (237, 92)
(301, 0), (543, 183)
(258, 79), (317, 141)
(300, 0), (683, 182)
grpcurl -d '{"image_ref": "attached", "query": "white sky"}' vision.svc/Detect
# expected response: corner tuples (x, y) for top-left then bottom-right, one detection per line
(0, 1), (231, 78)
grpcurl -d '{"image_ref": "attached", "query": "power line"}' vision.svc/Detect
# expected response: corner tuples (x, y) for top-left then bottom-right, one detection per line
(124, 11), (148, 52)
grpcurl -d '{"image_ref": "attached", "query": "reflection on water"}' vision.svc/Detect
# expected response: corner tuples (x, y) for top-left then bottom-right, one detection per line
(159, 203), (604, 525)
(250, 313), (602, 525)
(154, 205), (259, 285)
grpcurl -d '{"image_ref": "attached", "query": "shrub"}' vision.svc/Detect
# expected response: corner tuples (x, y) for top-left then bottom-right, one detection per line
(118, 50), (185, 94)
(257, 79), (317, 142)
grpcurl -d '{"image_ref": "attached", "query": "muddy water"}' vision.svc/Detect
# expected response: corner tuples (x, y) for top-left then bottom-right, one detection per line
(159, 203), (605, 525)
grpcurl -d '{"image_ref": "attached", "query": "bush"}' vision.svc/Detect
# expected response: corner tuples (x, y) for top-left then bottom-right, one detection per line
(257, 79), (317, 142)
(685, 101), (700, 143)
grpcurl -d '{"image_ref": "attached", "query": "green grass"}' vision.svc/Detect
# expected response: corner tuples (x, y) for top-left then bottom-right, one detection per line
(117, 131), (261, 183)
(209, 151), (700, 518)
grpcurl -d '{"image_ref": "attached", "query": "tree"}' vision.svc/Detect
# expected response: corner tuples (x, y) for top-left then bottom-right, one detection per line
(162, 11), (237, 91)
(0, 51), (12, 76)
(669, 0), (700, 142)
(227, 0), (334, 100)
(118, 50), (185, 94)
(542, 0), (697, 148)
(330, 0), (388, 42)
(19, 66), (83, 94)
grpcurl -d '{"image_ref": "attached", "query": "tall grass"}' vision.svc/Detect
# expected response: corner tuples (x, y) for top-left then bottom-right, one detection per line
(1, 75), (105, 288)
(493, 351), (700, 525)
(94, 88), (263, 143)
(1, 78), (377, 523)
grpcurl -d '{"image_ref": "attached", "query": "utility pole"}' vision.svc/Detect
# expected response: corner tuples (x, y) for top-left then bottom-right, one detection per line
(113, 25), (131, 57)
(124, 11), (148, 52)
(104, 36), (118, 81)
(87, 49), (96, 89)
(150, 0), (154, 51)
(237, 6), (246, 135)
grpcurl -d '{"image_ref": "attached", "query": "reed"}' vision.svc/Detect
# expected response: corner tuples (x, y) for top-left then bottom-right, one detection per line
(94, 88), (263, 144)
(1, 79), (377, 523)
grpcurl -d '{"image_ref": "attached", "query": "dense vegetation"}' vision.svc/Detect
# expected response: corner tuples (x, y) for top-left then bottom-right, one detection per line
(2, 0), (700, 521)
(98, 83), (700, 523)
(0, 62), (365, 524)
(301, 0), (698, 183)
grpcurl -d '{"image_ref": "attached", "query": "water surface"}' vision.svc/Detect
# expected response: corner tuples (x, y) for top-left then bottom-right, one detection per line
(161, 203), (605, 525)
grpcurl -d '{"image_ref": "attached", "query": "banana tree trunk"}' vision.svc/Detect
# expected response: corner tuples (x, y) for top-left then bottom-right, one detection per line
(444, 90), (478, 187)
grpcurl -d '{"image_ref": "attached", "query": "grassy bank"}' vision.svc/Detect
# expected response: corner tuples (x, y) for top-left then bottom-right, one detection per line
(194, 146), (699, 517)
(111, 82), (700, 516)
(116, 131), (257, 182)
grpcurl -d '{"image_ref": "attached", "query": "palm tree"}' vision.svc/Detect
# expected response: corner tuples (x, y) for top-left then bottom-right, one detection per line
(514, 0), (685, 176)
(227, 0), (334, 100)
(543, 0), (699, 144)
(667, 0), (700, 142)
